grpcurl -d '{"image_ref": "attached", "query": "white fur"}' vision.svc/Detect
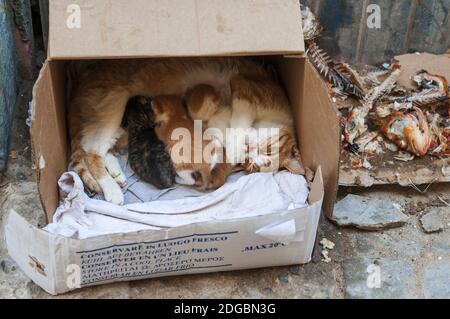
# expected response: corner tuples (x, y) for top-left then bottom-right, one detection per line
(230, 98), (256, 129)
(226, 98), (257, 165)
(105, 153), (127, 187)
(98, 176), (124, 205)
(81, 127), (117, 156)
(175, 170), (196, 186)
(209, 143), (221, 170)
(81, 125), (127, 202)
(226, 128), (250, 165)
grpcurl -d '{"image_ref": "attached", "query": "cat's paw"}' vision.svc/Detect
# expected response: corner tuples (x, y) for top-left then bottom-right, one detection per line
(77, 168), (102, 194)
(105, 153), (127, 187)
(226, 130), (249, 165)
(98, 176), (124, 205)
(252, 153), (272, 167)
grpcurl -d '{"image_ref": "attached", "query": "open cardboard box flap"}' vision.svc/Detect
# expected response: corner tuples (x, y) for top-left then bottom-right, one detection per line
(49, 0), (305, 60)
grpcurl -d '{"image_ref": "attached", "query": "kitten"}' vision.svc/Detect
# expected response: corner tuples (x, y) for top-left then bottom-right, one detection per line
(68, 58), (302, 204)
(124, 96), (176, 189)
(151, 95), (232, 190)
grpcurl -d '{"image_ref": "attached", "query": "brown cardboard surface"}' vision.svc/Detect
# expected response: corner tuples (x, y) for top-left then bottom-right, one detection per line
(277, 58), (340, 217)
(308, 167), (323, 205)
(31, 62), (68, 220)
(396, 53), (450, 89)
(49, 0), (305, 60)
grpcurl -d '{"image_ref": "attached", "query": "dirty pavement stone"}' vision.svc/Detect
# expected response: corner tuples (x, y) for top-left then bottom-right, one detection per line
(423, 258), (450, 299)
(432, 230), (450, 253)
(343, 258), (417, 299)
(0, 259), (17, 274)
(420, 208), (448, 234)
(354, 224), (425, 257)
(333, 195), (409, 231)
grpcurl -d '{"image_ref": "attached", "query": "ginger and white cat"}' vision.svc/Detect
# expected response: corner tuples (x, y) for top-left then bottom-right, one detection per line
(68, 58), (303, 205)
(186, 78), (304, 174)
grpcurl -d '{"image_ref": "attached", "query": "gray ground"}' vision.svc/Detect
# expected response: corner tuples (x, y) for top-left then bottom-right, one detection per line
(0, 82), (449, 299)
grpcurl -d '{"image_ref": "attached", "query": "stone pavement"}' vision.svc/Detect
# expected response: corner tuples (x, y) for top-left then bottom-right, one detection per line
(0, 82), (449, 299)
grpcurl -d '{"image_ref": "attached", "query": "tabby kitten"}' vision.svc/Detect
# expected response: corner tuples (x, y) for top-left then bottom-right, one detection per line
(124, 96), (176, 189)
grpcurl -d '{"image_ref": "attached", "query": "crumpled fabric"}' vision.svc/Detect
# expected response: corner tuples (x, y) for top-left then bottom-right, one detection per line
(44, 170), (309, 240)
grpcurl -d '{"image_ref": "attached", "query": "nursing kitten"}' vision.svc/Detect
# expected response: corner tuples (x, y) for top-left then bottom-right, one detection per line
(151, 95), (232, 190)
(68, 57), (302, 204)
(124, 96), (176, 189)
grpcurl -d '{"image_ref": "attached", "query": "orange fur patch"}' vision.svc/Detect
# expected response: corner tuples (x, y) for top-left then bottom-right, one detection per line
(152, 95), (230, 190)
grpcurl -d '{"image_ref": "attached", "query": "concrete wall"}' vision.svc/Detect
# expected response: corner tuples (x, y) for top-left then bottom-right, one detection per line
(0, 0), (17, 171)
(303, 0), (450, 65)
(11, 0), (35, 79)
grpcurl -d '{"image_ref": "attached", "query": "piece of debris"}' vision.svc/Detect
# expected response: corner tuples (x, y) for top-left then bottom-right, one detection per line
(302, 6), (364, 99)
(289, 265), (301, 275)
(362, 158), (372, 170)
(300, 4), (323, 41)
(394, 152), (415, 162)
(420, 210), (445, 233)
(277, 272), (290, 284)
(403, 201), (428, 216)
(320, 238), (335, 263)
(320, 238), (335, 250)
(321, 250), (331, 263)
(0, 260), (17, 274)
(384, 141), (399, 152)
(380, 107), (432, 157)
(333, 194), (409, 231)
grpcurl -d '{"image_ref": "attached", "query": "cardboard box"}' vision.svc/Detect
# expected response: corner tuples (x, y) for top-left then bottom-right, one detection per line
(5, 0), (340, 295)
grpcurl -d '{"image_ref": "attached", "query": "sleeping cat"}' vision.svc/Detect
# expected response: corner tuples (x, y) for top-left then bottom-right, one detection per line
(124, 96), (176, 189)
(186, 79), (305, 174)
(68, 57), (303, 204)
(151, 95), (232, 190)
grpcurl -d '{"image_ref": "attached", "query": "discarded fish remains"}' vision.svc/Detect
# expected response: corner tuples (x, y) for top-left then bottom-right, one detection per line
(301, 5), (450, 167)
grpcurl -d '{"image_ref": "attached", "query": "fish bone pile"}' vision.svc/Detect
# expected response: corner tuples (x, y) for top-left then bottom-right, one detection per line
(301, 5), (450, 169)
